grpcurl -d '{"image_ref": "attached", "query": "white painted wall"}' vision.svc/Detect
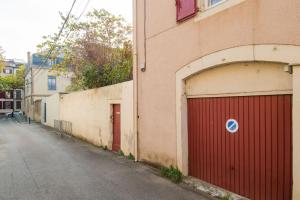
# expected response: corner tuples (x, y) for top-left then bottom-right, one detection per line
(41, 93), (61, 128)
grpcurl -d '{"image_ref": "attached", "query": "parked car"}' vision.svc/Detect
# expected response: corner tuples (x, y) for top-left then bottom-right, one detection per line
(5, 111), (23, 118)
(5, 112), (12, 118)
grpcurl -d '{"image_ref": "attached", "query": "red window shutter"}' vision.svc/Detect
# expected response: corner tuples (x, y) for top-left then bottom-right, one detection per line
(176, 0), (197, 22)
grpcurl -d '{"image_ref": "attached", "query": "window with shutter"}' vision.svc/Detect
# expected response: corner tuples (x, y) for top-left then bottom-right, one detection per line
(176, 0), (198, 22)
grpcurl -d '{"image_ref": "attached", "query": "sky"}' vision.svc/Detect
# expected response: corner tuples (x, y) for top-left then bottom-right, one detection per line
(0, 0), (132, 62)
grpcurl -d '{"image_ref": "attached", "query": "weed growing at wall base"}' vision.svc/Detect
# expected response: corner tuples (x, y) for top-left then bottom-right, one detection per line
(218, 194), (232, 200)
(127, 153), (135, 160)
(160, 166), (182, 183)
(118, 150), (125, 157)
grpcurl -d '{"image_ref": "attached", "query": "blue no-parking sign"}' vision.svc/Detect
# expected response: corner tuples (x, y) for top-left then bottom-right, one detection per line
(226, 119), (239, 133)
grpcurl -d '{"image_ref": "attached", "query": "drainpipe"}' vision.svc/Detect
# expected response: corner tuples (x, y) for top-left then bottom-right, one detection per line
(133, 0), (147, 161)
(142, 0), (147, 72)
(27, 52), (34, 120)
(133, 0), (139, 161)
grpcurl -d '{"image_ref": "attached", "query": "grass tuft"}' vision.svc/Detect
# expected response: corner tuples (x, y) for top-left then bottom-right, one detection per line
(160, 166), (182, 183)
(118, 150), (125, 157)
(218, 194), (232, 200)
(127, 153), (135, 160)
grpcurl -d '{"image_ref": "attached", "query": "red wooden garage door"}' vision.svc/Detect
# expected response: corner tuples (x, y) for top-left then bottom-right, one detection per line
(188, 95), (292, 200)
(112, 104), (121, 152)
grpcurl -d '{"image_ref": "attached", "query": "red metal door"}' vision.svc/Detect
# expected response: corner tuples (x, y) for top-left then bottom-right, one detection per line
(188, 95), (292, 200)
(112, 104), (121, 152)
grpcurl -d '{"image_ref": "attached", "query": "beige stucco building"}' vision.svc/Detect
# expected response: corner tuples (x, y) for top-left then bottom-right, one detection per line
(24, 66), (71, 121)
(133, 0), (300, 199)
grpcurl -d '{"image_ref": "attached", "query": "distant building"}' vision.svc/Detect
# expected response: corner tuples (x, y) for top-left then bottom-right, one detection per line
(0, 59), (25, 114)
(1, 59), (24, 76)
(30, 53), (63, 69)
(24, 53), (71, 121)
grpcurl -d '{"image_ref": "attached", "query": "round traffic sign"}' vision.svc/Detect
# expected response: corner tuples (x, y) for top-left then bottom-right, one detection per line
(226, 119), (239, 134)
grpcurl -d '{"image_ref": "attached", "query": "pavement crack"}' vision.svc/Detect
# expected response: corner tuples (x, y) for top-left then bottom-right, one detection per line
(17, 148), (40, 191)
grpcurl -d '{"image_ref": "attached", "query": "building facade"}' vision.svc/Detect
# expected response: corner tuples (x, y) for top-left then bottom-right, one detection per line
(0, 90), (23, 114)
(0, 59), (25, 114)
(134, 0), (300, 199)
(24, 53), (71, 120)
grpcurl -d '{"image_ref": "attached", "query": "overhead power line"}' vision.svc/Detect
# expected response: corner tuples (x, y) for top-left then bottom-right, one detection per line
(31, 0), (92, 81)
(43, 0), (78, 64)
(78, 0), (91, 20)
(63, 0), (91, 43)
(31, 0), (79, 79)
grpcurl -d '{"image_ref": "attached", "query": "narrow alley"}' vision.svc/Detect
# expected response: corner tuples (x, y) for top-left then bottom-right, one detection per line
(0, 116), (209, 200)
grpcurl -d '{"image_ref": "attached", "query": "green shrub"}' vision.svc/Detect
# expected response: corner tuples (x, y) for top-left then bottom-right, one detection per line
(160, 166), (182, 183)
(103, 146), (108, 150)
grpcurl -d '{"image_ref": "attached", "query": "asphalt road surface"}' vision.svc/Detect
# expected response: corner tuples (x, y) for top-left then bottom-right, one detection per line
(0, 116), (210, 200)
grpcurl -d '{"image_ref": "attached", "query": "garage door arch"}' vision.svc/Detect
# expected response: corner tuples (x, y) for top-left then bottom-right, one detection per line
(185, 61), (292, 98)
(175, 44), (300, 198)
